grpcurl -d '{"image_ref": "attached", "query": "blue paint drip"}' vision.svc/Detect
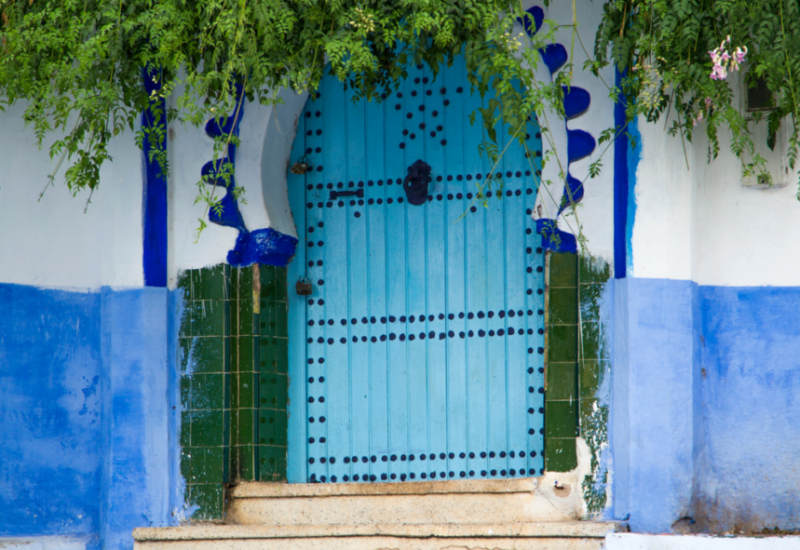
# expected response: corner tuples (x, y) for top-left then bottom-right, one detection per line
(523, 6), (544, 35)
(566, 128), (596, 163)
(613, 69), (629, 279)
(562, 86), (591, 119)
(202, 87), (298, 267)
(228, 227), (299, 267)
(539, 44), (568, 75)
(142, 67), (168, 287)
(536, 219), (577, 253)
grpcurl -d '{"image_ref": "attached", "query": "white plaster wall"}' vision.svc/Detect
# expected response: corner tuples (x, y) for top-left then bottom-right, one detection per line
(0, 104), (144, 290)
(631, 113), (695, 281)
(632, 107), (800, 286)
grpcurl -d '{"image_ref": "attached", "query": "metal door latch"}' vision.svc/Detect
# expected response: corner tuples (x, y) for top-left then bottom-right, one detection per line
(329, 189), (364, 200)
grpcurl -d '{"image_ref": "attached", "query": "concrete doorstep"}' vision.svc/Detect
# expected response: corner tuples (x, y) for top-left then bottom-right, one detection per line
(133, 522), (622, 550)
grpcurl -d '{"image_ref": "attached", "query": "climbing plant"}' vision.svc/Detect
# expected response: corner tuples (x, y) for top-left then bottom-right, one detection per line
(596, 0), (800, 189)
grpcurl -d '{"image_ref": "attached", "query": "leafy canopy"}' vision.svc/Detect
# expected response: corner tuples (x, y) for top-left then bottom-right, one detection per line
(1, 0), (799, 228)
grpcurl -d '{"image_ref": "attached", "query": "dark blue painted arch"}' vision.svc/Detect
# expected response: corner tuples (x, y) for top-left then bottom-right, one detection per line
(200, 87), (298, 267)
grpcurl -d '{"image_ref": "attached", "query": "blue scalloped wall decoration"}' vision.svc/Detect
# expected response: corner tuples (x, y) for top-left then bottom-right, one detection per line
(524, 5), (597, 252)
(202, 88), (298, 267)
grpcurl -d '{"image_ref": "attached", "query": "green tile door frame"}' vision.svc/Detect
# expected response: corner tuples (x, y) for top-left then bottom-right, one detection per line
(178, 263), (289, 522)
(544, 251), (611, 515)
(175, 255), (606, 519)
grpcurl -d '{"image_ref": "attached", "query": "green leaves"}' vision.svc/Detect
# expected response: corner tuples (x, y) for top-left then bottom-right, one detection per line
(597, 0), (800, 194)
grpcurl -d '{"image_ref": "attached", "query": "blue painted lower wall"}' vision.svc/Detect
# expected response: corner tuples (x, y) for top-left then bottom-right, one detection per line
(0, 284), (182, 549)
(610, 278), (800, 533)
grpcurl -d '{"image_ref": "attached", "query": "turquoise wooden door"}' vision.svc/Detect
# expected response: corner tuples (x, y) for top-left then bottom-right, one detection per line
(287, 56), (546, 484)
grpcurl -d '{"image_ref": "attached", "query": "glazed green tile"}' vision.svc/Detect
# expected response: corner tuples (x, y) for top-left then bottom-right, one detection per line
(260, 265), (276, 297)
(581, 321), (605, 361)
(190, 483), (224, 521)
(260, 410), (288, 446)
(259, 445), (287, 481)
(196, 265), (227, 300)
(223, 409), (231, 448)
(261, 373), (288, 410)
(260, 301), (288, 337)
(224, 337), (232, 373)
(579, 284), (604, 324)
(229, 337), (240, 375)
(238, 298), (254, 336)
(192, 336), (224, 374)
(191, 409), (224, 447)
(548, 324), (578, 363)
(180, 375), (192, 409)
(579, 360), (601, 399)
(179, 337), (194, 372)
(179, 302), (193, 337)
(230, 268), (241, 302)
(223, 372), (231, 409)
(238, 371), (256, 408)
(224, 300), (231, 338)
(229, 299), (239, 337)
(545, 401), (579, 438)
(177, 269), (193, 300)
(260, 337), (287, 374)
(549, 253), (577, 288)
(239, 445), (256, 481)
(238, 336), (254, 373)
(180, 411), (192, 447)
(190, 270), (202, 301)
(193, 446), (224, 484)
(579, 255), (611, 284)
(236, 408), (256, 446)
(545, 438), (577, 472)
(189, 374), (223, 411)
(240, 265), (254, 298)
(232, 444), (256, 481)
(546, 362), (578, 401)
(180, 448), (192, 481)
(549, 288), (578, 325)
(194, 300), (225, 336)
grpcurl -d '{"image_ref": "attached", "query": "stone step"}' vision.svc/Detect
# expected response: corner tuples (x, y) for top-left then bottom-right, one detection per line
(134, 522), (622, 550)
(229, 479), (582, 526)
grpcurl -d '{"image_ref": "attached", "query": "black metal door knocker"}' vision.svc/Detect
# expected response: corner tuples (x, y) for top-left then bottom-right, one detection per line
(403, 160), (432, 206)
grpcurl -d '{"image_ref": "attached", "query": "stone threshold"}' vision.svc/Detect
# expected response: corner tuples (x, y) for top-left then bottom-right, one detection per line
(134, 522), (621, 541)
(231, 478), (539, 498)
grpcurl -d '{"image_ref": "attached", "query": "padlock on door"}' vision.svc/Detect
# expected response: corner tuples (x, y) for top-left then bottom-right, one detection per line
(296, 277), (313, 296)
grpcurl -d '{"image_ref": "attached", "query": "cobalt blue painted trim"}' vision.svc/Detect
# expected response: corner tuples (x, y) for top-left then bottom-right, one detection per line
(142, 66), (168, 287)
(201, 86), (299, 267)
(524, 5), (596, 249)
(614, 69), (629, 279)
(536, 219), (577, 253)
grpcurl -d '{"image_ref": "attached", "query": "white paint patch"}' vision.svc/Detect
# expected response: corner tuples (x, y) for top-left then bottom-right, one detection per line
(0, 537), (88, 550)
(632, 85), (800, 286)
(606, 533), (800, 550)
(631, 112), (695, 281)
(0, 103), (144, 290)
